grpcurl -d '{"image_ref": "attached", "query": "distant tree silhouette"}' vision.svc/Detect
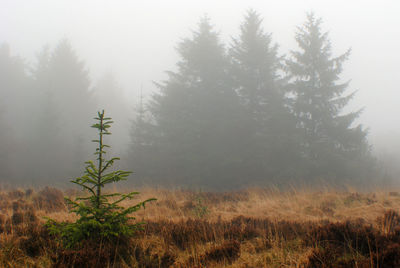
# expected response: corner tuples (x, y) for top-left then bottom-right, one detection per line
(0, 43), (31, 180)
(94, 72), (131, 152)
(49, 40), (95, 176)
(27, 40), (96, 182)
(27, 45), (64, 180)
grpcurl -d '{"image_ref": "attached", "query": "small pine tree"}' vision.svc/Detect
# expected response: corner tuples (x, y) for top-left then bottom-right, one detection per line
(47, 110), (156, 248)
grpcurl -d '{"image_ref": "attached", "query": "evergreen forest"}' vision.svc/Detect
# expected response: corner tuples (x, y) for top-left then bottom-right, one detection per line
(0, 11), (378, 188)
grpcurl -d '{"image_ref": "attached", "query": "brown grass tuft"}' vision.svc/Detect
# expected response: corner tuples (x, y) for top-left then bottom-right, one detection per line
(8, 189), (25, 200)
(202, 240), (240, 263)
(33, 187), (66, 212)
(376, 209), (400, 236)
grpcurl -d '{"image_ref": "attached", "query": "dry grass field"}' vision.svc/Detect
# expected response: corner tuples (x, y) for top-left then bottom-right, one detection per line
(0, 186), (400, 267)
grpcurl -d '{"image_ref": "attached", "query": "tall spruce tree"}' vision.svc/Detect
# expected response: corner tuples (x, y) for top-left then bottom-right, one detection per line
(132, 17), (243, 187)
(286, 13), (373, 181)
(230, 10), (300, 182)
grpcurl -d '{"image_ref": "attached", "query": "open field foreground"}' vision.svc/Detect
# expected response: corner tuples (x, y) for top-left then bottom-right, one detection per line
(0, 187), (400, 267)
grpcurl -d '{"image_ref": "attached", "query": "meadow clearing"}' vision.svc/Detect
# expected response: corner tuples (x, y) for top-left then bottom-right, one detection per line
(0, 186), (399, 267)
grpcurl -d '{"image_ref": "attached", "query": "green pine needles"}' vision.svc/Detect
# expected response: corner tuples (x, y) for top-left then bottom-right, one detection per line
(47, 110), (156, 248)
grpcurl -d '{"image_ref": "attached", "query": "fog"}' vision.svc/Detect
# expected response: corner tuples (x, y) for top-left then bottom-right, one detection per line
(1, 0), (399, 186)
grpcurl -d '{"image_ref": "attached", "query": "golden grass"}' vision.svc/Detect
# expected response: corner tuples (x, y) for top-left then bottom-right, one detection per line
(112, 186), (400, 224)
(0, 186), (399, 267)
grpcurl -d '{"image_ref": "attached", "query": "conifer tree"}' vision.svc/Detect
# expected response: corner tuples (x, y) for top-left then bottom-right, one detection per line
(48, 39), (94, 131)
(286, 13), (373, 180)
(29, 46), (64, 180)
(47, 39), (95, 177)
(133, 17), (242, 186)
(230, 10), (300, 181)
(25, 41), (95, 181)
(0, 43), (30, 180)
(128, 86), (153, 179)
(230, 10), (281, 113)
(131, 86), (146, 148)
(47, 110), (155, 249)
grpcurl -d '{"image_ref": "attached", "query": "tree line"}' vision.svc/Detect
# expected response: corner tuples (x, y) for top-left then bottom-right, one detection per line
(0, 40), (128, 184)
(0, 11), (377, 187)
(128, 11), (376, 188)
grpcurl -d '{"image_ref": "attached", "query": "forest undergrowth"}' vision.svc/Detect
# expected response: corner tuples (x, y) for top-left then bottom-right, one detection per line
(0, 186), (399, 267)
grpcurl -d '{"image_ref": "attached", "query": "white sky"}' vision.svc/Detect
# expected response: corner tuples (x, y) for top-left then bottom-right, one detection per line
(1, 0), (400, 157)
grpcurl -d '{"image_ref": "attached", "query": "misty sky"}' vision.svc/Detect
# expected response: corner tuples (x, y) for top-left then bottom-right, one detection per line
(1, 0), (400, 157)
